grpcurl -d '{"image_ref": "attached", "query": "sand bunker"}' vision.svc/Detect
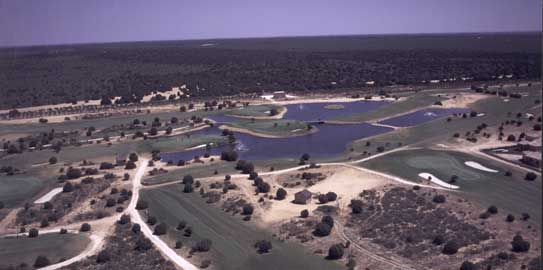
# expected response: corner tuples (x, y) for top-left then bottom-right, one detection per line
(464, 161), (498, 173)
(34, 187), (63, 204)
(418, 173), (459, 189)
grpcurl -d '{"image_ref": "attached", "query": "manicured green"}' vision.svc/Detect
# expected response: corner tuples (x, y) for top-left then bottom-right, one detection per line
(0, 176), (45, 207)
(227, 104), (283, 118)
(141, 186), (339, 270)
(0, 233), (90, 268)
(361, 148), (542, 225)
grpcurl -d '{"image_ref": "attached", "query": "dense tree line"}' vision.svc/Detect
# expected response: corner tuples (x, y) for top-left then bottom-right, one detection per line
(0, 33), (540, 108)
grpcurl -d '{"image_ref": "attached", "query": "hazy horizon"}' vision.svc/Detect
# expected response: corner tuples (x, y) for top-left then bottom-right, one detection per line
(1, 0), (541, 47)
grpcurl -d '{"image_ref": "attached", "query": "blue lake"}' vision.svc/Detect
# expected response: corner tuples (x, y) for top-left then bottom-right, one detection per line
(378, 108), (469, 127)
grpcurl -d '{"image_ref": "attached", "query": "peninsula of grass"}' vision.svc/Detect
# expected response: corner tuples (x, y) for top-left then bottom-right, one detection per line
(221, 119), (313, 138)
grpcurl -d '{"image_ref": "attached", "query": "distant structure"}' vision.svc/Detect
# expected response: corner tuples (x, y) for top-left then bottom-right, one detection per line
(273, 91), (287, 99)
(116, 152), (128, 165)
(293, 189), (312, 204)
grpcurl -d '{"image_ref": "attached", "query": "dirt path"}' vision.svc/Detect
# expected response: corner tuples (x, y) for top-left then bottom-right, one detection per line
(127, 158), (198, 270)
(334, 221), (417, 270)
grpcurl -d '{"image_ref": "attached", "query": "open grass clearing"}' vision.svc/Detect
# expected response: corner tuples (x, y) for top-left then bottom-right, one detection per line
(140, 186), (339, 270)
(0, 233), (90, 268)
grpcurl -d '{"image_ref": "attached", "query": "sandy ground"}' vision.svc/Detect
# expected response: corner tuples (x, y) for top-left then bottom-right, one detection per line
(34, 188), (63, 204)
(418, 172), (459, 189)
(258, 167), (390, 224)
(433, 93), (488, 108)
(464, 161), (499, 173)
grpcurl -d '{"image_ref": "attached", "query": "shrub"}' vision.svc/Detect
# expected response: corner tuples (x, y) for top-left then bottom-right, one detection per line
(28, 228), (39, 238)
(99, 162), (114, 170)
(256, 182), (270, 193)
(49, 157), (57, 165)
(506, 134), (516, 142)
(225, 175), (231, 181)
(242, 204), (254, 215)
(175, 240), (183, 249)
(300, 209), (309, 218)
(506, 214), (515, 222)
(525, 172), (537, 181)
(184, 227), (193, 237)
(177, 221), (187, 230)
(521, 213), (531, 221)
(505, 171), (512, 177)
(118, 214), (131, 225)
(511, 235), (530, 252)
(106, 198), (116, 207)
(314, 222), (332, 236)
(460, 261), (476, 270)
(62, 182), (74, 192)
(132, 223), (141, 234)
(34, 255), (50, 268)
(147, 216), (157, 225)
(59, 228), (68, 234)
(321, 216), (334, 228)
(432, 235), (445, 245)
(318, 194), (329, 204)
(96, 250), (111, 263)
(66, 168), (82, 179)
(325, 192), (337, 201)
(442, 240), (459, 255)
(275, 188), (287, 200)
(254, 240), (273, 254)
(479, 212), (490, 219)
(43, 201), (53, 210)
(192, 239), (212, 252)
(182, 175), (194, 185)
(220, 150), (238, 161)
(129, 153), (138, 162)
(125, 161), (136, 169)
(135, 238), (153, 252)
(136, 199), (148, 210)
(327, 244), (344, 260)
(40, 219), (49, 228)
(153, 223), (167, 235)
(432, 194), (446, 203)
(80, 223), (91, 232)
(183, 184), (194, 193)
(487, 205), (498, 214)
(350, 199), (363, 214)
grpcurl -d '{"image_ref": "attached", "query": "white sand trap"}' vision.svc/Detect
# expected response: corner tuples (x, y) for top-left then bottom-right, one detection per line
(185, 144), (208, 151)
(464, 161), (498, 173)
(34, 188), (63, 204)
(436, 144), (449, 148)
(418, 173), (459, 189)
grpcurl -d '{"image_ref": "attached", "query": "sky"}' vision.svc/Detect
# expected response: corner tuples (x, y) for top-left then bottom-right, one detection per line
(0, 0), (541, 47)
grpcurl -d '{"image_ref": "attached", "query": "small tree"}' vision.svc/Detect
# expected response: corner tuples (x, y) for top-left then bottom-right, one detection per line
(254, 240), (273, 254)
(136, 199), (148, 210)
(300, 209), (309, 218)
(442, 240), (459, 255)
(275, 188), (287, 200)
(325, 192), (337, 201)
(327, 244), (344, 260)
(242, 204), (254, 215)
(154, 223), (168, 235)
(125, 161), (136, 169)
(34, 255), (50, 268)
(96, 250), (111, 263)
(49, 156), (58, 165)
(505, 214), (515, 222)
(511, 235), (530, 252)
(132, 223), (141, 234)
(28, 228), (39, 238)
(525, 172), (537, 181)
(192, 239), (212, 252)
(460, 261), (476, 270)
(314, 222), (332, 237)
(62, 182), (74, 193)
(183, 184), (194, 193)
(487, 205), (498, 214)
(432, 195), (446, 203)
(129, 153), (139, 162)
(80, 223), (91, 232)
(182, 175), (194, 185)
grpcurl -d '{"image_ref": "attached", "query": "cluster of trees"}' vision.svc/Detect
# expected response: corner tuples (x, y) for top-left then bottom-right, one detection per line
(313, 215), (334, 237)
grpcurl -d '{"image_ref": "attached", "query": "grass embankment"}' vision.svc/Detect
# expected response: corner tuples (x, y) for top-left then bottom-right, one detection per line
(226, 104), (284, 118)
(222, 119), (312, 138)
(140, 187), (339, 270)
(331, 92), (445, 122)
(0, 233), (90, 268)
(348, 90), (542, 155)
(361, 148), (542, 225)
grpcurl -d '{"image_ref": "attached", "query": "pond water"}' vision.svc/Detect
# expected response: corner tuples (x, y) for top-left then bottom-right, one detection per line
(160, 123), (392, 162)
(161, 100), (393, 162)
(378, 108), (469, 127)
